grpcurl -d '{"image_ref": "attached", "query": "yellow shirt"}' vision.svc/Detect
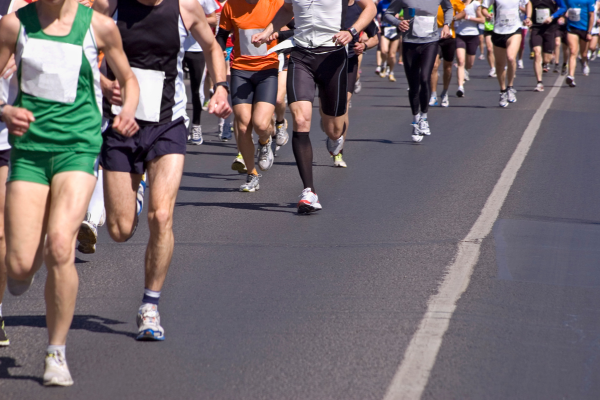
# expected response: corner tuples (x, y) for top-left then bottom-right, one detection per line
(437, 0), (465, 38)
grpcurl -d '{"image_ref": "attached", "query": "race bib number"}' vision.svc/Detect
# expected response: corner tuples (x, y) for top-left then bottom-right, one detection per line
(536, 8), (550, 24)
(239, 28), (268, 56)
(412, 16), (436, 38)
(497, 10), (518, 27)
(112, 68), (165, 123)
(21, 38), (82, 104)
(567, 8), (581, 22)
(383, 26), (399, 40)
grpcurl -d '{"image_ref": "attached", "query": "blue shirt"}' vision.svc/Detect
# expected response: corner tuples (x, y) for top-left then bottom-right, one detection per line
(564, 0), (595, 32)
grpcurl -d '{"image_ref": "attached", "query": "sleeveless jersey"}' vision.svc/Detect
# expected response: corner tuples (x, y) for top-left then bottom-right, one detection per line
(13, 3), (102, 153)
(105, 0), (187, 126)
(0, 0), (17, 151)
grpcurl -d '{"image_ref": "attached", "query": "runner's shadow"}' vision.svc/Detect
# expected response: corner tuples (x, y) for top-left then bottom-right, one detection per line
(182, 172), (241, 182)
(5, 315), (136, 339)
(0, 357), (43, 385)
(179, 186), (239, 193)
(186, 151), (239, 157)
(176, 201), (296, 214)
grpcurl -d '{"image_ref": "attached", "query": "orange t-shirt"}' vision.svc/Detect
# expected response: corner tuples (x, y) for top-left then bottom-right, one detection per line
(219, 0), (283, 71)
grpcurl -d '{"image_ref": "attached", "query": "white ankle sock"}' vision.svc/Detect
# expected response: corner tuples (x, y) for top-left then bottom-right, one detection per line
(47, 344), (66, 356)
(88, 170), (104, 226)
(431, 91), (437, 98)
(0, 303), (3, 317)
(413, 114), (421, 124)
(420, 112), (428, 120)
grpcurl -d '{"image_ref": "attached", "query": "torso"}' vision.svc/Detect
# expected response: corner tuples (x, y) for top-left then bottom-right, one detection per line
(289, 0), (348, 48)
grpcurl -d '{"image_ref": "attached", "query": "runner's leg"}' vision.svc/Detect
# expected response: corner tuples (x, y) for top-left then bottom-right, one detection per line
(103, 171), (143, 242)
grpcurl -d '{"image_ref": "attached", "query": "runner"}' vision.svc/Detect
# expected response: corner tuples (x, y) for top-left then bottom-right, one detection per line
(525, 0), (566, 91)
(377, 0), (401, 81)
(429, 0), (464, 108)
(588, 2), (600, 59)
(563, 0), (595, 86)
(384, 0), (453, 142)
(0, 0), (139, 385)
(93, 0), (231, 340)
(517, 0), (530, 68)
(273, 21), (294, 155)
(216, 0), (283, 192)
(482, 0), (527, 107)
(455, 0), (486, 97)
(483, 3), (498, 76)
(252, 0), (377, 213)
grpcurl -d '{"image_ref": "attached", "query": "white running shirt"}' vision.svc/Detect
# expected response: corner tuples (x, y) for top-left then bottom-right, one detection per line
(184, 0), (220, 52)
(482, 0), (523, 34)
(284, 0), (347, 48)
(456, 1), (482, 36)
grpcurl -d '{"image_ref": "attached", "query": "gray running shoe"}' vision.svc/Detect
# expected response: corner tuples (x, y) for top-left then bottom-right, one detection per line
(418, 118), (431, 136)
(411, 123), (424, 143)
(136, 303), (164, 341)
(44, 350), (73, 386)
(257, 137), (274, 171)
(326, 135), (344, 156)
(499, 92), (509, 108)
(507, 88), (517, 103)
(275, 119), (289, 147)
(220, 120), (233, 141)
(240, 174), (261, 192)
(189, 125), (203, 145)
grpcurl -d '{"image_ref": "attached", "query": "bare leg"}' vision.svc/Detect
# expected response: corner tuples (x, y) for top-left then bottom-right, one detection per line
(533, 46), (543, 82)
(103, 170), (142, 242)
(0, 166), (9, 307)
(567, 33), (579, 77)
(506, 34), (522, 88)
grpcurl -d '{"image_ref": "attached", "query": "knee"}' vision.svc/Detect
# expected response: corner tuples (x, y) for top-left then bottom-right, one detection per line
(254, 118), (272, 133)
(45, 232), (74, 266)
(106, 217), (135, 243)
(507, 54), (517, 64)
(148, 208), (172, 234)
(6, 253), (34, 280)
(292, 114), (310, 131)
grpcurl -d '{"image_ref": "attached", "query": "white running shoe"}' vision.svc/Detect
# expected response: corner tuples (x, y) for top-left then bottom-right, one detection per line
(354, 79), (362, 94)
(418, 118), (431, 136)
(297, 188), (322, 214)
(388, 72), (396, 82)
(411, 123), (424, 143)
(333, 153), (347, 168)
(534, 82), (545, 92)
(189, 125), (203, 145)
(326, 135), (344, 156)
(583, 63), (590, 76)
(441, 94), (449, 107)
(136, 178), (146, 217)
(566, 75), (576, 87)
(136, 304), (165, 341)
(374, 66), (381, 75)
(43, 350), (74, 387)
(478, 54), (485, 61)
(489, 68), (497, 77)
(275, 119), (289, 147)
(517, 59), (524, 69)
(429, 95), (438, 106)
(507, 88), (517, 103)
(240, 174), (261, 192)
(456, 86), (465, 98)
(464, 69), (470, 81)
(77, 216), (98, 254)
(499, 92), (509, 107)
(257, 138), (274, 171)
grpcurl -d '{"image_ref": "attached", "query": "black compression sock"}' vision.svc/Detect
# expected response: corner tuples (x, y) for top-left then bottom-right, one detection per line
(292, 131), (314, 192)
(276, 120), (284, 125)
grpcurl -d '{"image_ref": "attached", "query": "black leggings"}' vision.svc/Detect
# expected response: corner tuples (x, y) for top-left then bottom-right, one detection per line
(184, 51), (206, 125)
(402, 41), (438, 115)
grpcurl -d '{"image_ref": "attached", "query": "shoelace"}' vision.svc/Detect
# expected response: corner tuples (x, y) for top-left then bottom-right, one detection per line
(47, 352), (66, 366)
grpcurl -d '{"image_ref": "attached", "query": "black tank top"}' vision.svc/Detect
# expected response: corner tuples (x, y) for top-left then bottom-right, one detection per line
(104, 0), (186, 126)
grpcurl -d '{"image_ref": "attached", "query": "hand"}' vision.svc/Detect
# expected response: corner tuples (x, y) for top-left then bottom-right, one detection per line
(208, 86), (232, 119)
(2, 105), (35, 136)
(543, 16), (553, 24)
(486, 13), (494, 22)
(112, 110), (139, 137)
(332, 30), (353, 46)
(557, 17), (565, 25)
(353, 41), (367, 55)
(101, 78), (122, 106)
(587, 33), (593, 42)
(265, 31), (279, 44)
(440, 25), (451, 39)
(525, 18), (532, 27)
(251, 27), (274, 47)
(1, 55), (16, 79)
(398, 20), (410, 32)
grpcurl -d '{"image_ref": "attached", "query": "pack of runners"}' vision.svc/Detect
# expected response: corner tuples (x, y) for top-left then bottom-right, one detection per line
(0, 0), (596, 387)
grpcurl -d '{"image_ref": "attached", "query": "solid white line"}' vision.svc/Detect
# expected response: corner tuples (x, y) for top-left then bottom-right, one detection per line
(382, 74), (564, 400)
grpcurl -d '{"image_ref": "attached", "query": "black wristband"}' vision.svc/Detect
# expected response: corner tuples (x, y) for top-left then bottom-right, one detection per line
(214, 81), (230, 94)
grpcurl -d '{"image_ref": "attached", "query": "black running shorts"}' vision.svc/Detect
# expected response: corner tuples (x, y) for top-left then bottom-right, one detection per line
(438, 37), (456, 62)
(568, 26), (591, 42)
(456, 34), (479, 56)
(230, 68), (279, 106)
(347, 55), (359, 94)
(287, 46), (348, 117)
(100, 117), (187, 174)
(491, 29), (521, 49)
(530, 25), (558, 54)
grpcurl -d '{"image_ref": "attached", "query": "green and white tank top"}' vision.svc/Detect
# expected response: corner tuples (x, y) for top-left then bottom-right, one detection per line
(12, 3), (102, 153)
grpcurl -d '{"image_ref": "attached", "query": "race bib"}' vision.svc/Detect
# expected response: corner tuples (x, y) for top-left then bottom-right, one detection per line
(21, 38), (82, 104)
(112, 67), (164, 123)
(383, 26), (399, 40)
(497, 10), (518, 27)
(412, 15), (435, 38)
(567, 8), (581, 22)
(536, 8), (550, 24)
(239, 28), (268, 56)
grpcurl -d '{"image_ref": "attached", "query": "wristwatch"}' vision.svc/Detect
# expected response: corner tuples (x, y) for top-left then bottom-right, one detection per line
(214, 81), (230, 94)
(348, 26), (359, 38)
(0, 103), (6, 122)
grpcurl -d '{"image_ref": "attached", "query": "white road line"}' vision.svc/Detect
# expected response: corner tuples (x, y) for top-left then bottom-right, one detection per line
(382, 74), (564, 400)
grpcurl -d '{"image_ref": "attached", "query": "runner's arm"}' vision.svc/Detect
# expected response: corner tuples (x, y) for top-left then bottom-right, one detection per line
(350, 0), (378, 33)
(206, 11), (217, 28)
(181, 0), (231, 118)
(552, 0), (567, 19)
(383, 0), (409, 32)
(93, 0), (122, 104)
(251, 2), (294, 45)
(92, 12), (140, 136)
(588, 3), (595, 36)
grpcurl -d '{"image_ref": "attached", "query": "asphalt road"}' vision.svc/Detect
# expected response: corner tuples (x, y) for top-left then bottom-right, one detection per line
(2, 50), (600, 399)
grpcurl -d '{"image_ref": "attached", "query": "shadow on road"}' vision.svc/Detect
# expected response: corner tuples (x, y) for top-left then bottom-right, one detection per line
(0, 357), (43, 385)
(182, 172), (241, 181)
(5, 315), (136, 339)
(176, 201), (296, 214)
(179, 186), (238, 193)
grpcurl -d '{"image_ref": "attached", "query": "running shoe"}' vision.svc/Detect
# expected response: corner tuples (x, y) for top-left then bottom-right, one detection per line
(375, 66), (381, 75)
(441, 94), (449, 107)
(257, 138), (274, 171)
(534, 82), (545, 92)
(43, 350), (73, 386)
(418, 118), (431, 136)
(488, 67), (497, 77)
(218, 118), (225, 134)
(566, 75), (576, 87)
(478, 54), (485, 61)
(240, 174), (261, 192)
(592, 50), (598, 61)
(326, 135), (344, 156)
(333, 153), (347, 168)
(583, 63), (590, 76)
(189, 125), (203, 145)
(275, 119), (289, 147)
(7, 275), (34, 296)
(529, 51), (534, 59)
(0, 317), (9, 346)
(137, 178), (146, 216)
(499, 92), (509, 108)
(456, 87), (465, 98)
(517, 59), (524, 69)
(220, 121), (233, 141)
(388, 72), (396, 82)
(202, 99), (209, 111)
(136, 303), (165, 341)
(231, 153), (247, 174)
(354, 79), (362, 94)
(77, 214), (98, 254)
(561, 63), (568, 75)
(507, 88), (517, 103)
(297, 188), (322, 214)
(464, 69), (470, 81)
(543, 63), (550, 73)
(411, 123), (424, 143)
(379, 66), (389, 78)
(429, 96), (438, 107)
(553, 63), (560, 73)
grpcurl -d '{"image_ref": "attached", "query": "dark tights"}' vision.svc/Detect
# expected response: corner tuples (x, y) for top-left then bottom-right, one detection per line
(292, 131), (314, 192)
(402, 41), (438, 115)
(184, 51), (206, 125)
